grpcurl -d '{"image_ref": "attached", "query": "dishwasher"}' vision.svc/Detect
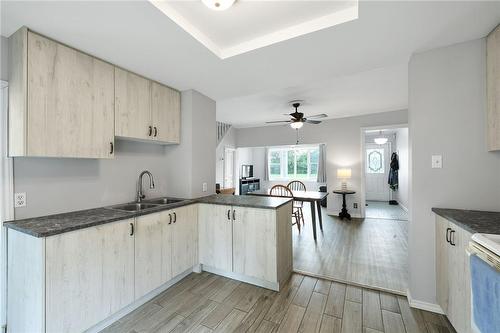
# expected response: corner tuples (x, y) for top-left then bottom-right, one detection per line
(468, 234), (500, 333)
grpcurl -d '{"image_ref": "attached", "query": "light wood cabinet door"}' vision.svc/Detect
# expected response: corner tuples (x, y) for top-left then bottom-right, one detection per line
(26, 31), (115, 158)
(135, 212), (171, 298)
(198, 203), (233, 272)
(151, 81), (181, 143)
(435, 215), (449, 313)
(487, 24), (500, 151)
(172, 205), (198, 276)
(45, 219), (135, 333)
(232, 207), (277, 282)
(115, 67), (152, 140)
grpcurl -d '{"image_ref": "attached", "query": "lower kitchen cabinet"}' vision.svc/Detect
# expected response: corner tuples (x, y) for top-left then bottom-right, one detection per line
(7, 204), (199, 333)
(435, 215), (472, 333)
(198, 202), (293, 291)
(172, 204), (198, 276)
(134, 212), (172, 298)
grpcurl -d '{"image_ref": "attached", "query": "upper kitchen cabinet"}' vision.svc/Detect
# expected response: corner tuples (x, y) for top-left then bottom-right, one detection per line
(8, 27), (115, 158)
(115, 69), (181, 144)
(151, 82), (181, 143)
(487, 24), (500, 151)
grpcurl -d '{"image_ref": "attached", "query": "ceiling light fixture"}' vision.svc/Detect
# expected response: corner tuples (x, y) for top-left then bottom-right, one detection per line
(202, 0), (235, 11)
(374, 131), (388, 145)
(290, 121), (304, 129)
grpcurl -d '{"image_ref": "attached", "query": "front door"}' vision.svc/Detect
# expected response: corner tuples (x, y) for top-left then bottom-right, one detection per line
(224, 148), (235, 188)
(365, 142), (390, 201)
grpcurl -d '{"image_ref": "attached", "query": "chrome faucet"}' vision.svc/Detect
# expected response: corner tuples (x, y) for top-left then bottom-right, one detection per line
(136, 170), (155, 202)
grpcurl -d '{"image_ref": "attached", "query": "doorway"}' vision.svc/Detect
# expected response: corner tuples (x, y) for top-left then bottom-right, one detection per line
(223, 148), (235, 189)
(363, 127), (408, 221)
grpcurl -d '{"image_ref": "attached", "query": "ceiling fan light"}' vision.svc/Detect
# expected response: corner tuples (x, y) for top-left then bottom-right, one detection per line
(374, 137), (388, 145)
(290, 121), (303, 129)
(202, 0), (235, 11)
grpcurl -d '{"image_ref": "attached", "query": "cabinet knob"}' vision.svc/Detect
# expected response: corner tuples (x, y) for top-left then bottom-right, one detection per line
(148, 126), (153, 137)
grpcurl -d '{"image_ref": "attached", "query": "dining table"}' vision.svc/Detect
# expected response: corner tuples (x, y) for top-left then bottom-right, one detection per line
(247, 189), (328, 241)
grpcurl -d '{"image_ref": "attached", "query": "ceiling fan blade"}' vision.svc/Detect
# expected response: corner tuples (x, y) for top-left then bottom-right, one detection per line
(306, 114), (328, 119)
(305, 119), (322, 124)
(266, 120), (291, 124)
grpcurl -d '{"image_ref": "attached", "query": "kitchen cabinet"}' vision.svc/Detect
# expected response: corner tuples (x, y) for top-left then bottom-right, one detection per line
(198, 204), (233, 272)
(8, 27), (115, 158)
(198, 202), (293, 291)
(115, 67), (152, 140)
(171, 204), (198, 276)
(151, 81), (181, 143)
(8, 218), (136, 333)
(487, 24), (500, 151)
(115, 69), (181, 144)
(134, 212), (172, 298)
(435, 215), (472, 333)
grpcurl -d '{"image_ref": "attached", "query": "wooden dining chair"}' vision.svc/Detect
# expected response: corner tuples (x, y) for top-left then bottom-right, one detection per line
(270, 185), (301, 233)
(287, 181), (306, 226)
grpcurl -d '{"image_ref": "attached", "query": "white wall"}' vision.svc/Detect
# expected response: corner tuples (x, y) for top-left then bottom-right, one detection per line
(408, 38), (500, 305)
(215, 127), (236, 186)
(395, 128), (409, 209)
(236, 110), (408, 216)
(0, 36), (7, 81)
(14, 89), (216, 219)
(165, 89), (216, 199)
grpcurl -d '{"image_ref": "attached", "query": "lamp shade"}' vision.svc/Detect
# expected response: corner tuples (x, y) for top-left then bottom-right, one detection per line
(337, 168), (352, 179)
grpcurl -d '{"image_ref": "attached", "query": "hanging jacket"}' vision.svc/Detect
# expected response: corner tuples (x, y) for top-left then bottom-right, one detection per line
(388, 152), (399, 190)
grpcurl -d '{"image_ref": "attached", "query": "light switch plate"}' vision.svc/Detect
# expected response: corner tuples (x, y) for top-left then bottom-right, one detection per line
(14, 192), (26, 207)
(431, 155), (442, 168)
(202, 182), (207, 192)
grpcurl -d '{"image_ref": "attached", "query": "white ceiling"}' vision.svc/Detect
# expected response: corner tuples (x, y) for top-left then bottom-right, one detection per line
(218, 63), (408, 127)
(150, 0), (358, 58)
(2, 1), (500, 126)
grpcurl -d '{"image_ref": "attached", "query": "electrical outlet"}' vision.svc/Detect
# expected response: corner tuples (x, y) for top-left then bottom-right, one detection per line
(431, 155), (442, 168)
(353, 203), (358, 209)
(14, 192), (26, 208)
(202, 182), (207, 192)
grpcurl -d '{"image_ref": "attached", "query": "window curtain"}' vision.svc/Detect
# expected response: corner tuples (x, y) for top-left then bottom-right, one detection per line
(0, 81), (13, 329)
(317, 144), (327, 183)
(264, 148), (269, 181)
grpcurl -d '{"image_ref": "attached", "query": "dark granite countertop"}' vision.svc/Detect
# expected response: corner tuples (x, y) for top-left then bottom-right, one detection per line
(198, 194), (292, 209)
(4, 194), (292, 238)
(432, 208), (500, 234)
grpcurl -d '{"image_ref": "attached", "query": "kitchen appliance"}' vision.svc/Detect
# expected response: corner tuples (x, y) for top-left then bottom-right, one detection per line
(468, 233), (500, 333)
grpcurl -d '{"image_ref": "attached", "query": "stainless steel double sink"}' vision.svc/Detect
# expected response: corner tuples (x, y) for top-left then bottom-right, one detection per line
(107, 197), (186, 212)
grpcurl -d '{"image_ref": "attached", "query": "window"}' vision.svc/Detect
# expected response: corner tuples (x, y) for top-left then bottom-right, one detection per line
(268, 146), (319, 181)
(366, 148), (384, 174)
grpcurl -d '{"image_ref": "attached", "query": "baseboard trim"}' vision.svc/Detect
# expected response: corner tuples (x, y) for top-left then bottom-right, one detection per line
(87, 267), (195, 333)
(406, 289), (444, 314)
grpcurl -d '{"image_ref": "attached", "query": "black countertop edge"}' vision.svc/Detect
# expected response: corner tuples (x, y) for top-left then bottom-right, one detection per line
(432, 208), (500, 235)
(3, 195), (292, 238)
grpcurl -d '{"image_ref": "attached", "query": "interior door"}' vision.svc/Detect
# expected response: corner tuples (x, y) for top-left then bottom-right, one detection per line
(365, 142), (391, 201)
(198, 204), (233, 272)
(224, 148), (235, 188)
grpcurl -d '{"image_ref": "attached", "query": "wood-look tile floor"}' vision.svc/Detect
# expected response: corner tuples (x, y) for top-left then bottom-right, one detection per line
(293, 206), (408, 294)
(101, 272), (454, 333)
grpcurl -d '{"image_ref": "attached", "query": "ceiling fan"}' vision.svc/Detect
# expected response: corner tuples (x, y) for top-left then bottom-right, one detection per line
(266, 101), (327, 129)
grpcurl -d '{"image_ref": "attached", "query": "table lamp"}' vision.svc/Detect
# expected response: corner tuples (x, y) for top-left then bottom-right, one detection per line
(337, 168), (351, 191)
